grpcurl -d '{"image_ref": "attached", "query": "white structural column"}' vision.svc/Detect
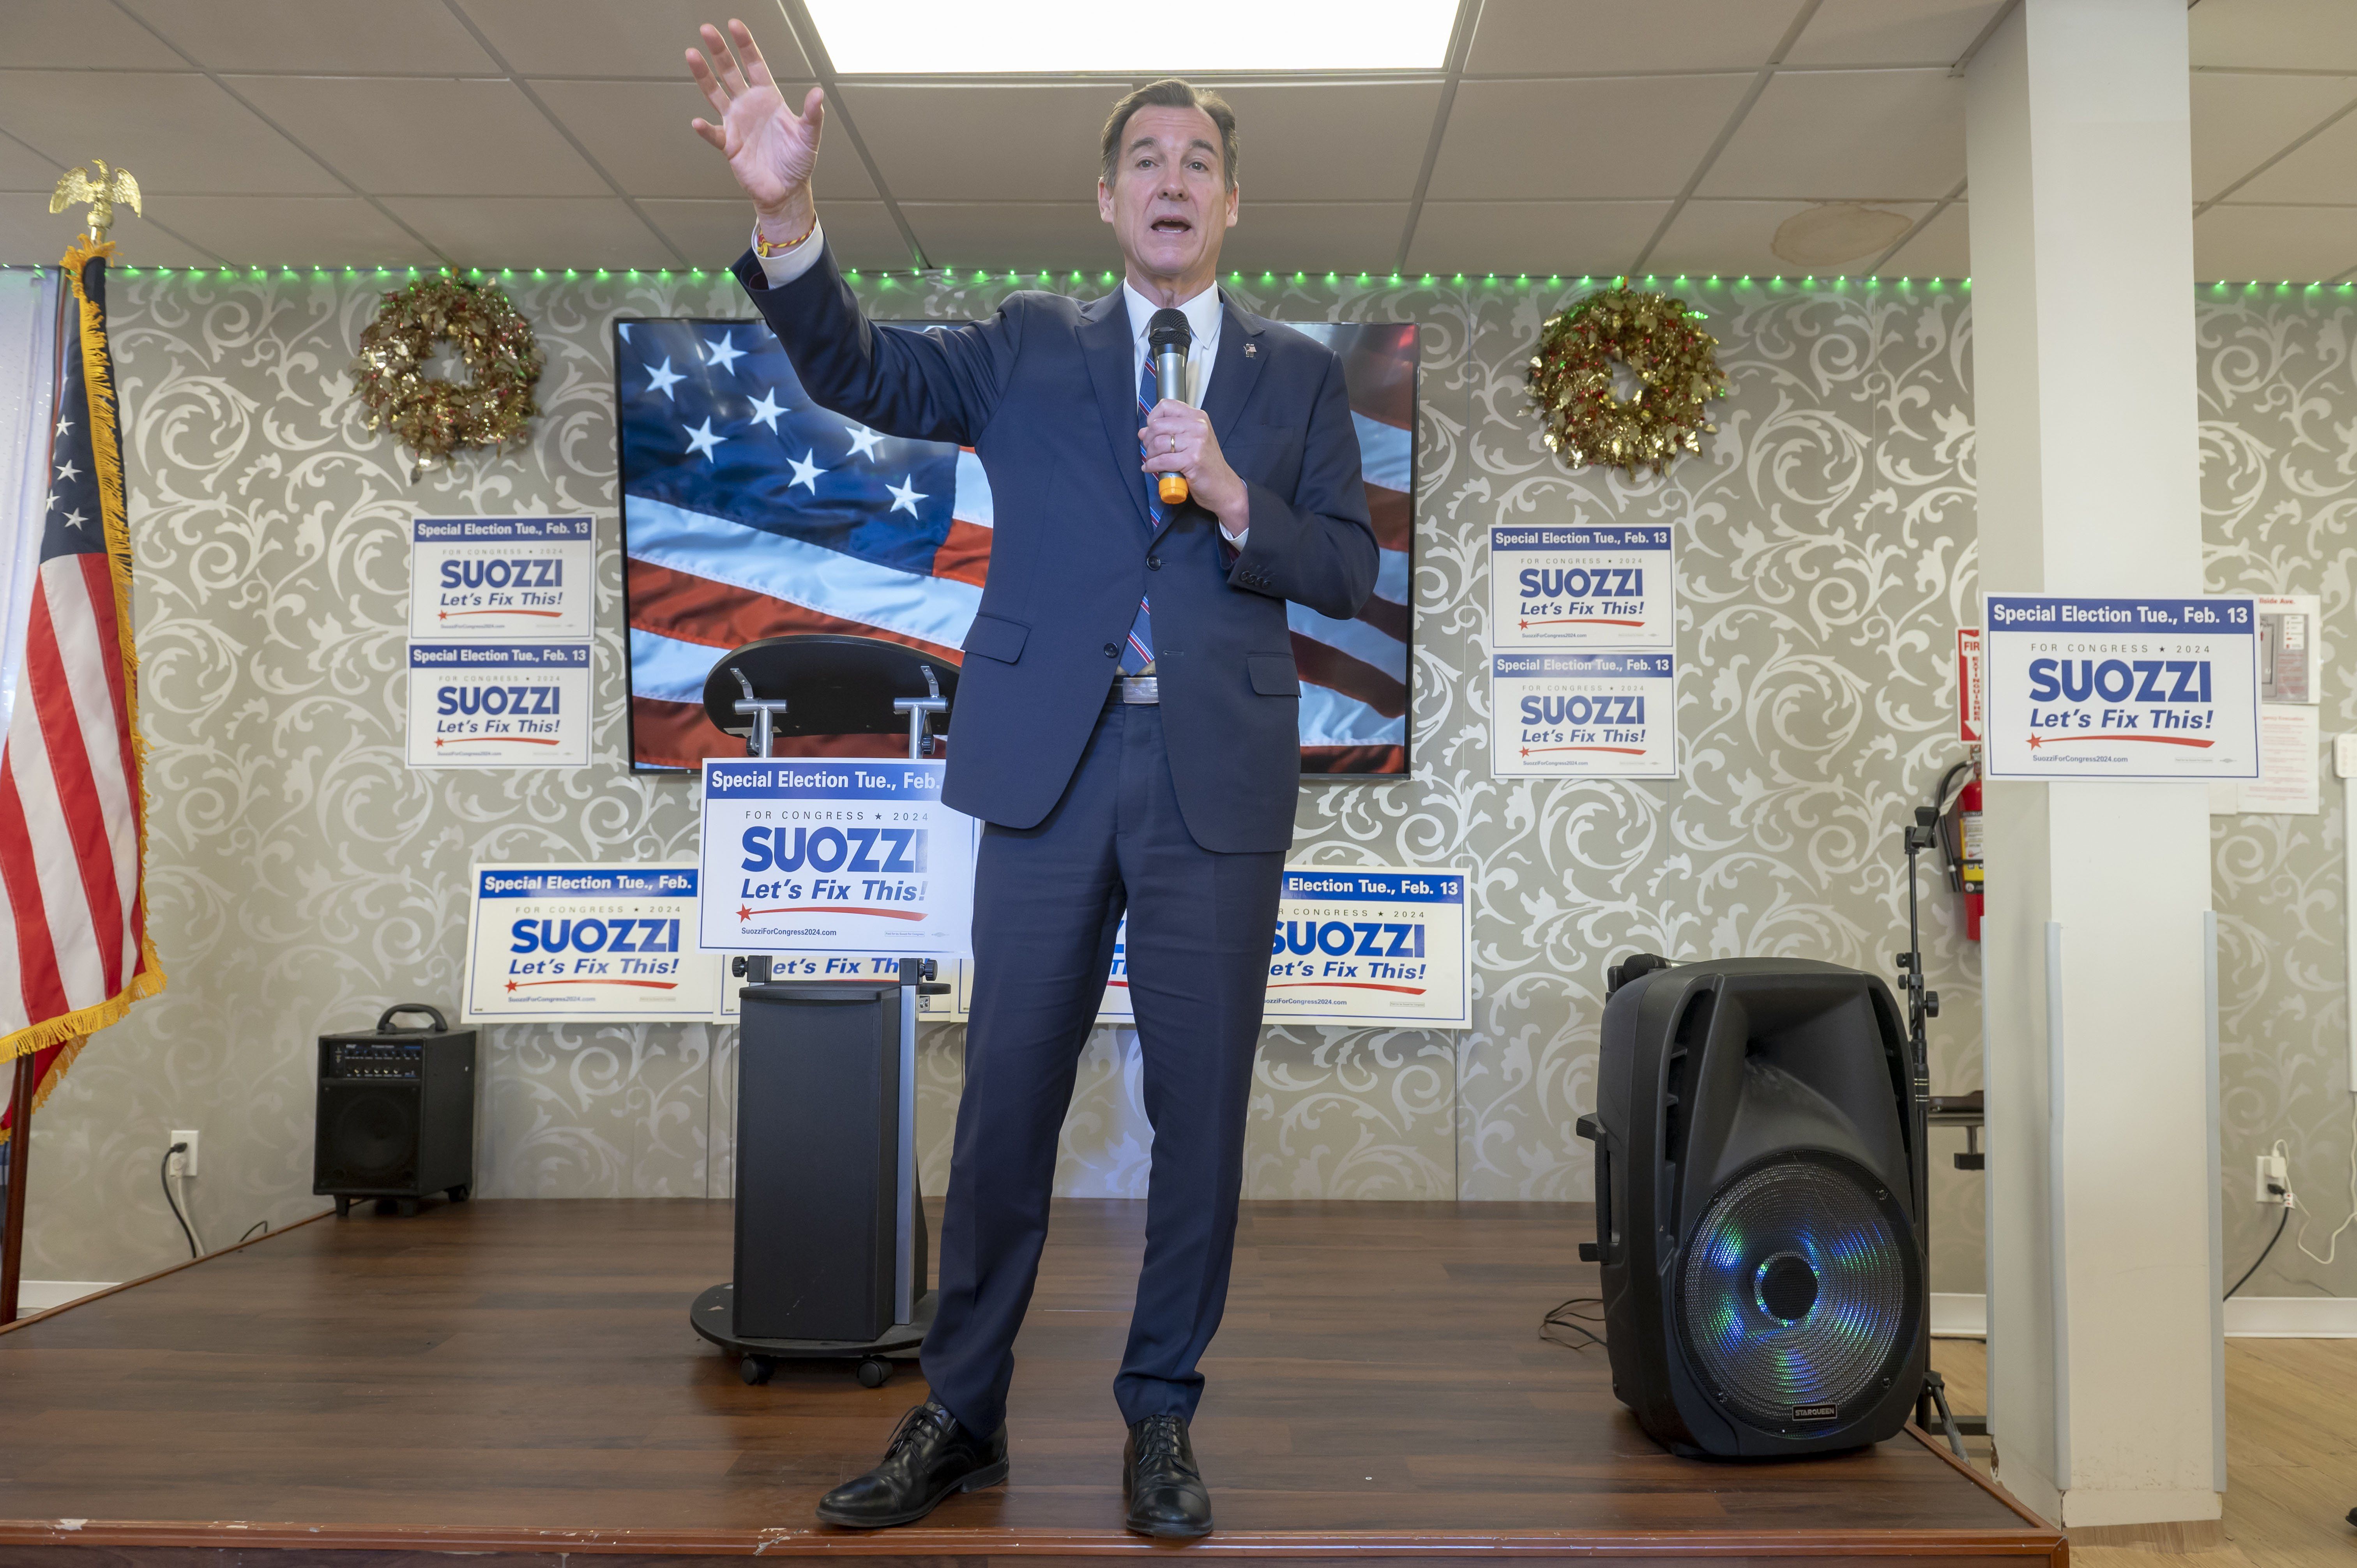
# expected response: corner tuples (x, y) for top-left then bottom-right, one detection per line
(1966, 0), (2221, 1530)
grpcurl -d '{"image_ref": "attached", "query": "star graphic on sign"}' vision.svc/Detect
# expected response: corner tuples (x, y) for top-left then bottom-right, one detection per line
(746, 387), (787, 432)
(2027, 731), (2042, 749)
(843, 422), (885, 461)
(1520, 745), (1531, 758)
(683, 417), (726, 463)
(787, 449), (824, 491)
(705, 330), (746, 374)
(54, 458), (80, 485)
(505, 978), (518, 991)
(62, 508), (89, 532)
(887, 476), (926, 516)
(737, 904), (753, 922)
(644, 356), (685, 401)
(1518, 618), (1530, 630)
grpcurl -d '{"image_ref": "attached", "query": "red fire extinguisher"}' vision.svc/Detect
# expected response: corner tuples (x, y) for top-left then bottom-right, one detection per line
(1957, 763), (1984, 942)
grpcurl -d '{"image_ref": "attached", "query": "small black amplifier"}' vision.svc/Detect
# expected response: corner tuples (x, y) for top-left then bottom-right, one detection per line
(315, 1003), (476, 1217)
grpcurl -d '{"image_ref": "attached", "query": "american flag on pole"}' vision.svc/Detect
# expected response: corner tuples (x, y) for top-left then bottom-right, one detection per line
(618, 312), (1415, 774)
(0, 241), (164, 1139)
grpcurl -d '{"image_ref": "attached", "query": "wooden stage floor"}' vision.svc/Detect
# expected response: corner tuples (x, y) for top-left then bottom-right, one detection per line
(0, 1199), (2060, 1565)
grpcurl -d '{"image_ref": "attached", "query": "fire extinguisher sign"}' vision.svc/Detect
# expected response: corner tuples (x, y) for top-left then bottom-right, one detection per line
(1982, 594), (2260, 782)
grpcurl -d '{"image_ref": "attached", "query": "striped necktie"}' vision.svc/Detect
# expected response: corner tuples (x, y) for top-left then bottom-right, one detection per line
(1119, 354), (1166, 676)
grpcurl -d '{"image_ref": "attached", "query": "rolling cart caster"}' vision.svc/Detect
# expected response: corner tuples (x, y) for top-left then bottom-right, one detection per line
(740, 1355), (775, 1386)
(334, 1196), (352, 1218)
(856, 1357), (893, 1388)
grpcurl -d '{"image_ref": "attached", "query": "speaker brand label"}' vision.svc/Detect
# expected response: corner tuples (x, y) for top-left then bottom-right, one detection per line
(1982, 595), (2260, 781)
(1490, 524), (1674, 650)
(1094, 865), (1471, 1029)
(406, 643), (592, 768)
(1790, 1402), (1840, 1422)
(409, 515), (595, 640)
(698, 759), (977, 957)
(1491, 653), (1677, 779)
(461, 863), (718, 1022)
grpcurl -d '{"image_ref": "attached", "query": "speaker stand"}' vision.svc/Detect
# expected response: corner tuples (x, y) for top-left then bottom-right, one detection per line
(690, 1281), (935, 1388)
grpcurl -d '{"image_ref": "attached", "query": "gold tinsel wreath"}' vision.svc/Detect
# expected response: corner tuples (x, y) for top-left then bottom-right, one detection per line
(349, 275), (543, 475)
(1527, 284), (1727, 478)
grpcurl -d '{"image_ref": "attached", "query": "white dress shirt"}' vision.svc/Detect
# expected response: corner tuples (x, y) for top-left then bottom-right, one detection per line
(757, 221), (1245, 543)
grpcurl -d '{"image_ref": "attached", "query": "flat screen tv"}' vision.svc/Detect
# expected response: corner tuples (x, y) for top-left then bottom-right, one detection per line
(617, 313), (1415, 774)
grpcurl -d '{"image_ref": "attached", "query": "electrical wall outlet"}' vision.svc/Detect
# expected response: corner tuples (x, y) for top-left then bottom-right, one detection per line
(169, 1129), (200, 1178)
(2256, 1151), (2288, 1204)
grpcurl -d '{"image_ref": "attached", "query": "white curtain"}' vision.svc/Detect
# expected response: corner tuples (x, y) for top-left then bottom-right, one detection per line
(0, 266), (61, 735)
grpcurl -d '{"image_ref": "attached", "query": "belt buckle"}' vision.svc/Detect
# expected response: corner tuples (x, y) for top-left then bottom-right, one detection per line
(1118, 676), (1160, 705)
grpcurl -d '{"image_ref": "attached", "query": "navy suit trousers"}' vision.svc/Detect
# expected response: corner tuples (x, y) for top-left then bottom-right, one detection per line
(921, 695), (1283, 1435)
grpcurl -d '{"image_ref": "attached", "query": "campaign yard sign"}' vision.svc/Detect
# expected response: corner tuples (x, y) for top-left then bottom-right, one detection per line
(409, 516), (595, 641)
(1982, 595), (2260, 781)
(1095, 865), (1471, 1029)
(1490, 524), (1674, 650)
(406, 643), (592, 767)
(698, 758), (977, 956)
(462, 865), (716, 1022)
(1492, 652), (1677, 779)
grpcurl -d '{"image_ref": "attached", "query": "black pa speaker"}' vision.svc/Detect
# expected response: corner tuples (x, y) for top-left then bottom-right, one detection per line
(315, 1003), (477, 1217)
(1578, 957), (1925, 1457)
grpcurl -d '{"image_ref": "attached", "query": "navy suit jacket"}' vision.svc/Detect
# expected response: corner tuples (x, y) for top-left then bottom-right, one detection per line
(732, 245), (1380, 854)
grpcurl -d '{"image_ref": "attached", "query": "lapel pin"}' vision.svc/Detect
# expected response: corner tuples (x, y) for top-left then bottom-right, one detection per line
(1244, 342), (1256, 358)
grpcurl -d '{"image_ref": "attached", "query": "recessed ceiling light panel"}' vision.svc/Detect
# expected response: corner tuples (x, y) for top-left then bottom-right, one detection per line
(804, 0), (1457, 74)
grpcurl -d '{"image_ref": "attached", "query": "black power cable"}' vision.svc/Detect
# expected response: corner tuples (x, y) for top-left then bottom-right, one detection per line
(1541, 1295), (1606, 1351)
(159, 1142), (197, 1259)
(2226, 1205), (2289, 1300)
(238, 1220), (270, 1245)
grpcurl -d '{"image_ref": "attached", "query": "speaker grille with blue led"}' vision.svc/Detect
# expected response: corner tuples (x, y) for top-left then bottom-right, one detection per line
(1676, 1152), (1917, 1433)
(1580, 958), (1927, 1457)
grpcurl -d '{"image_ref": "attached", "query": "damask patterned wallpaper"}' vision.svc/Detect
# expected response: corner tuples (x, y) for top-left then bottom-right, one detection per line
(16, 264), (1997, 1296)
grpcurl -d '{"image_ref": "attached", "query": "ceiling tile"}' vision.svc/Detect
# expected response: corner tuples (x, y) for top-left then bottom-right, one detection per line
(849, 85), (1112, 203)
(528, 78), (876, 203)
(1649, 199), (1931, 277)
(1782, 0), (2005, 67)
(899, 203), (1117, 272)
(1877, 200), (1968, 277)
(1193, 82), (1442, 203)
(2192, 0), (2357, 72)
(154, 196), (439, 268)
(640, 199), (912, 272)
(381, 196), (668, 269)
(2194, 205), (2357, 282)
(2230, 93), (2357, 204)
(454, 0), (813, 79)
(1, 1), (192, 70)
(0, 134), (65, 192)
(1402, 200), (1669, 276)
(1428, 77), (1753, 201)
(1218, 204), (1412, 274)
(2193, 72), (2357, 203)
(227, 76), (607, 196)
(1698, 69), (1964, 200)
(0, 72), (345, 196)
(0, 195), (213, 267)
(1465, 0), (1802, 74)
(120, 0), (495, 73)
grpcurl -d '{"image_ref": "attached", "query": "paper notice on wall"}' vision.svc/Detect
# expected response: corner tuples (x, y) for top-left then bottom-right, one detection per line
(2256, 593), (2320, 705)
(2233, 704), (2321, 814)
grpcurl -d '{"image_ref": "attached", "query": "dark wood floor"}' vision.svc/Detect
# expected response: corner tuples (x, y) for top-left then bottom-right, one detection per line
(0, 1199), (2058, 1563)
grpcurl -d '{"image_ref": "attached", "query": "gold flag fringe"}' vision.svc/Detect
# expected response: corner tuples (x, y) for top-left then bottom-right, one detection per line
(0, 240), (168, 1070)
(0, 1037), (88, 1147)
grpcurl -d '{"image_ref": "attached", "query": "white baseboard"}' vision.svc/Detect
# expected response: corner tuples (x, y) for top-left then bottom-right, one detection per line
(17, 1280), (114, 1312)
(1930, 1291), (2357, 1339)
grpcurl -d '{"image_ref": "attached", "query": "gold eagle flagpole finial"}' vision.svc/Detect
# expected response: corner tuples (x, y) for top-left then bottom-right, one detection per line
(49, 159), (142, 242)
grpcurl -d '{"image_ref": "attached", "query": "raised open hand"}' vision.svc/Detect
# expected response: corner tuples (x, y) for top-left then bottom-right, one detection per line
(687, 19), (823, 222)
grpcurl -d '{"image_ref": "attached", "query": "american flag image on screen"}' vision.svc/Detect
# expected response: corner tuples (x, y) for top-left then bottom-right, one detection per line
(617, 314), (1415, 774)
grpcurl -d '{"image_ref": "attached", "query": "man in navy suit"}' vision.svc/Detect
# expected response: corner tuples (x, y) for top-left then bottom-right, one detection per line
(689, 19), (1378, 1538)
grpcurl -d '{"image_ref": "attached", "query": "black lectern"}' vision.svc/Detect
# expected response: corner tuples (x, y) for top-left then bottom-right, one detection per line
(687, 634), (956, 1388)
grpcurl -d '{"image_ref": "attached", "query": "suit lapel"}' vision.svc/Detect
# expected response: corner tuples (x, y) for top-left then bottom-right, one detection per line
(1198, 293), (1266, 447)
(1079, 290), (1154, 531)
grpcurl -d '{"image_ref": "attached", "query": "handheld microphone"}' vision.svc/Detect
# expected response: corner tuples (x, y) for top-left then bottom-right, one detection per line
(1147, 307), (1193, 506)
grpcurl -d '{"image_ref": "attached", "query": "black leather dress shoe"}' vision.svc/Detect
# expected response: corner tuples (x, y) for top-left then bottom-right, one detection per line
(1123, 1413), (1212, 1538)
(815, 1399), (1009, 1529)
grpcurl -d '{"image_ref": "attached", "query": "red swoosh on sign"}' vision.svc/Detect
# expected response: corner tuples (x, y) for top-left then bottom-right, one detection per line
(1520, 745), (1649, 756)
(438, 736), (560, 746)
(439, 609), (566, 618)
(740, 905), (926, 920)
(2034, 734), (2215, 748)
(507, 979), (680, 991)
(1266, 982), (1428, 995)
